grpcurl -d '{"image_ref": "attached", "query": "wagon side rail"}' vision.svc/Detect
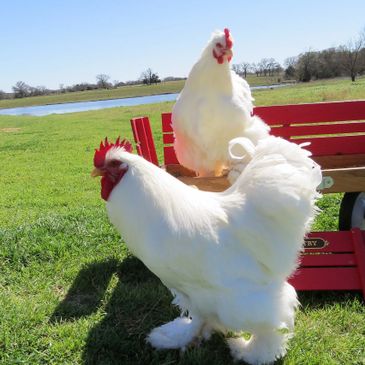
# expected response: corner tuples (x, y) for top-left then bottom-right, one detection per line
(290, 229), (365, 299)
(162, 100), (365, 166)
(161, 101), (365, 193)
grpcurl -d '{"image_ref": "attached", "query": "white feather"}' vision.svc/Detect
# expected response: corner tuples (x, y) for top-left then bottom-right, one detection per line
(227, 136), (255, 184)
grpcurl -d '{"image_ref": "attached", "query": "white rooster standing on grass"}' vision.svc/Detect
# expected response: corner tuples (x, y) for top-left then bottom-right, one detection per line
(172, 28), (270, 177)
(92, 136), (321, 365)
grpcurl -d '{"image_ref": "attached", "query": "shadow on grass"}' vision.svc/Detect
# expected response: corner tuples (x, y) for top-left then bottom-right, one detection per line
(297, 290), (364, 310)
(50, 259), (120, 321)
(50, 256), (234, 365)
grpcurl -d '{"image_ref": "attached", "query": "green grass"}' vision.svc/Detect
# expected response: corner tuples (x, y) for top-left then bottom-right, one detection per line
(1, 79), (365, 364)
(253, 77), (365, 106)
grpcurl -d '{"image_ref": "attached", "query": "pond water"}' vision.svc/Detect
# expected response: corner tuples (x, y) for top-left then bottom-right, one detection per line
(0, 84), (291, 116)
(0, 93), (180, 117)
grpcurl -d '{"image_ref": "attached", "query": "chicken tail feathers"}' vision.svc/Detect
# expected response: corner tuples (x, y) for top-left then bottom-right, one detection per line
(227, 137), (255, 184)
(230, 136), (322, 278)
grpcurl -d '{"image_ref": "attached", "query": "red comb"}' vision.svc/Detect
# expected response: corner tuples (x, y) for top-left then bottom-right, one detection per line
(93, 137), (132, 168)
(224, 28), (233, 49)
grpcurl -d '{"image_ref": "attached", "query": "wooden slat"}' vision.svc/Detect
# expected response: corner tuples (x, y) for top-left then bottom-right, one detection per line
(289, 267), (362, 290)
(131, 117), (143, 145)
(162, 112), (173, 132)
(131, 117), (147, 159)
(163, 132), (175, 144)
(177, 176), (231, 192)
(313, 154), (365, 169)
(130, 117), (159, 165)
(136, 118), (153, 162)
(321, 167), (365, 193)
(293, 135), (365, 156)
(254, 100), (365, 125)
(272, 122), (365, 139)
(142, 117), (159, 166)
(164, 164), (197, 177)
(299, 253), (356, 267)
(163, 146), (179, 164)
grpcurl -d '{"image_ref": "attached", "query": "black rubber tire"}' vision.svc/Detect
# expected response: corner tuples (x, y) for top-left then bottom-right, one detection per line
(338, 192), (364, 230)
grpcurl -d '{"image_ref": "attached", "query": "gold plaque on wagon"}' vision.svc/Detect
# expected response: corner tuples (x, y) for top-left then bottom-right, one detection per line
(304, 238), (329, 249)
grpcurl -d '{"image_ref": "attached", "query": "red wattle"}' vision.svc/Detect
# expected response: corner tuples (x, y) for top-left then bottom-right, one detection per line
(212, 49), (224, 64)
(100, 168), (128, 201)
(101, 175), (114, 201)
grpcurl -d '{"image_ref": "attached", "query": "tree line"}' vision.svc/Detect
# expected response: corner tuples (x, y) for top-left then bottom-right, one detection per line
(284, 39), (365, 82)
(233, 26), (365, 83)
(0, 69), (167, 100)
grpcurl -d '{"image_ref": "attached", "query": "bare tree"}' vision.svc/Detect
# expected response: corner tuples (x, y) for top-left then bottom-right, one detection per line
(232, 62), (251, 78)
(12, 81), (30, 98)
(28, 86), (48, 96)
(0, 90), (6, 100)
(232, 63), (242, 75)
(284, 57), (297, 68)
(59, 84), (66, 93)
(140, 68), (161, 85)
(339, 27), (365, 81)
(265, 58), (281, 76)
(251, 63), (260, 77)
(240, 62), (251, 78)
(96, 74), (111, 89)
(258, 58), (271, 76)
(113, 80), (120, 88)
(296, 50), (316, 82)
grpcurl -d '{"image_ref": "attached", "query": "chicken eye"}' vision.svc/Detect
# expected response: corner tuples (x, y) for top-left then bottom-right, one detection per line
(216, 42), (223, 49)
(109, 160), (121, 167)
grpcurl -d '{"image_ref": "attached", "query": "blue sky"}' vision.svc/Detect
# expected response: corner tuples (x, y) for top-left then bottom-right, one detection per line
(1, 0), (364, 92)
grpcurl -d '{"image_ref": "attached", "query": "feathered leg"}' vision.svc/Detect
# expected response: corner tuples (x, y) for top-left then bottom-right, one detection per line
(146, 316), (204, 350)
(227, 283), (298, 365)
(227, 330), (292, 365)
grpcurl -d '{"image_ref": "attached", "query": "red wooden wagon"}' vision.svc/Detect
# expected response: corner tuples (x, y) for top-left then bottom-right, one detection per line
(130, 100), (365, 299)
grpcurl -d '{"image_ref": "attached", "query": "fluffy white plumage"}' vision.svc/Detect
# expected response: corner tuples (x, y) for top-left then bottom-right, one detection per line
(172, 29), (270, 177)
(100, 136), (321, 364)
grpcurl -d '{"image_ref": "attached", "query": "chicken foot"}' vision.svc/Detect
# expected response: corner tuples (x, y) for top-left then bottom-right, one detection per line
(146, 316), (205, 351)
(227, 329), (292, 365)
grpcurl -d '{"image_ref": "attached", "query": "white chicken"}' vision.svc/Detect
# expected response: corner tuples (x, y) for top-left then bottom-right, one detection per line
(172, 28), (270, 177)
(91, 136), (321, 365)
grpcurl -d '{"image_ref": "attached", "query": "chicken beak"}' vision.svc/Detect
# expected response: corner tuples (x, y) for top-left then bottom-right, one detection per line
(91, 167), (103, 177)
(225, 48), (233, 60)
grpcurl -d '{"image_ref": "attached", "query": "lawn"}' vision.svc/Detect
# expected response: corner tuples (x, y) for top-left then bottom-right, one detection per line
(0, 79), (364, 364)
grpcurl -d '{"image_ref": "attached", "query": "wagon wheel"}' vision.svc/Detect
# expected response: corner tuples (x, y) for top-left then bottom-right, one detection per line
(339, 192), (365, 230)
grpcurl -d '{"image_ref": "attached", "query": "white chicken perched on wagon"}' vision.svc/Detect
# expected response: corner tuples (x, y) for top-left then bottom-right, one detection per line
(172, 28), (270, 177)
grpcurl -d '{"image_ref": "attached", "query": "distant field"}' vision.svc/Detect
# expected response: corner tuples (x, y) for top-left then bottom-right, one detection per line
(0, 79), (364, 365)
(0, 75), (283, 109)
(0, 81), (185, 109)
(253, 76), (365, 106)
